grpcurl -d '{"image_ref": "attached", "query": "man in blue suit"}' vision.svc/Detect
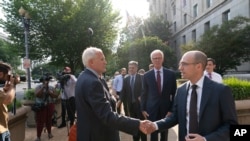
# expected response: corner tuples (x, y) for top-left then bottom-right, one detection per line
(75, 47), (146, 141)
(141, 49), (177, 141)
(144, 50), (238, 141)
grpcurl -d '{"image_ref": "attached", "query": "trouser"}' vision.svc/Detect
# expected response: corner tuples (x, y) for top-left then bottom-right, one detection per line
(61, 97), (76, 125)
(36, 103), (55, 138)
(0, 131), (11, 141)
(130, 102), (147, 141)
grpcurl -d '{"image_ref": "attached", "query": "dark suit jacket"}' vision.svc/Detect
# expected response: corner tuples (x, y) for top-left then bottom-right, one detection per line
(156, 77), (238, 141)
(75, 69), (140, 141)
(120, 74), (143, 117)
(141, 67), (177, 121)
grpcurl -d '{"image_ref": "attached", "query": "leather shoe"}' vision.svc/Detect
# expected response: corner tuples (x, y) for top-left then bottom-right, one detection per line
(58, 123), (66, 128)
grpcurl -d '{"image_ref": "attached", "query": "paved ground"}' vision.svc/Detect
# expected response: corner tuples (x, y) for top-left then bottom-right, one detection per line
(24, 123), (178, 141)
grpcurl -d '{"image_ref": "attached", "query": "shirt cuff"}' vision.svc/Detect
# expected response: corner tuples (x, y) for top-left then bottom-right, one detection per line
(153, 122), (159, 130)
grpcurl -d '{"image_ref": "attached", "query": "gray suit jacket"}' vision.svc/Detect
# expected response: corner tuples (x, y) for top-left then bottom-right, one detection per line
(156, 77), (238, 141)
(75, 69), (140, 141)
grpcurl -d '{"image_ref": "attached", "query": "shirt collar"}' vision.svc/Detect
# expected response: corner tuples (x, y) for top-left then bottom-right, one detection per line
(154, 67), (163, 73)
(187, 75), (205, 89)
(86, 67), (99, 78)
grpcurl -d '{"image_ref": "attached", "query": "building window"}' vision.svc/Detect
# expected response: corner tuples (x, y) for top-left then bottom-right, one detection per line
(222, 10), (231, 22)
(172, 4), (176, 16)
(192, 29), (196, 42)
(182, 35), (186, 44)
(193, 4), (198, 18)
(204, 21), (210, 31)
(173, 21), (177, 32)
(184, 14), (187, 25)
(183, 0), (187, 7)
(206, 0), (212, 8)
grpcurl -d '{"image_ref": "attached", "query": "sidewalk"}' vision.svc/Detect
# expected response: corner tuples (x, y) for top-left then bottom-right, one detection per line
(24, 124), (178, 141)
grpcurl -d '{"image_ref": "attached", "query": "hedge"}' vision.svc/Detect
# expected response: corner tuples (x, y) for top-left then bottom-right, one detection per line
(223, 77), (250, 100)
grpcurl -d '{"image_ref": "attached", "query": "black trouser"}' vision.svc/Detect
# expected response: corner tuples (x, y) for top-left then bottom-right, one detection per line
(61, 97), (76, 125)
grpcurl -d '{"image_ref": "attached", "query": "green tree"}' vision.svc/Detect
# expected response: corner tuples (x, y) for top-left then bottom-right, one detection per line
(195, 16), (250, 75)
(119, 15), (172, 45)
(117, 36), (176, 71)
(0, 39), (21, 71)
(0, 0), (120, 73)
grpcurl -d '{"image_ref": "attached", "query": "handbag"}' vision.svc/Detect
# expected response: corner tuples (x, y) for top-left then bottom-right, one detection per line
(31, 102), (46, 112)
(32, 89), (49, 112)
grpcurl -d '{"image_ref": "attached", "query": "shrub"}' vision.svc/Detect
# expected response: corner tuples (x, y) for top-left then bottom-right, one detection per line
(7, 99), (22, 112)
(223, 77), (250, 100)
(23, 88), (36, 100)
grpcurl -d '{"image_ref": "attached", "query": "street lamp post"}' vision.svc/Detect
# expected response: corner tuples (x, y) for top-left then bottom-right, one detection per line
(19, 7), (31, 89)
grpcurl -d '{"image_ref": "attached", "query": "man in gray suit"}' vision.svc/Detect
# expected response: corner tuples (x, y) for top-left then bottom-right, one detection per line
(144, 50), (238, 141)
(118, 61), (147, 141)
(75, 47), (146, 141)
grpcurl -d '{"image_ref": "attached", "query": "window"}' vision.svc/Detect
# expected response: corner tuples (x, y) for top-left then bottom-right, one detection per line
(184, 14), (187, 25)
(183, 0), (187, 7)
(173, 4), (176, 16)
(206, 0), (212, 8)
(222, 10), (231, 22)
(193, 4), (198, 18)
(192, 29), (196, 42)
(182, 35), (186, 44)
(173, 21), (177, 32)
(204, 21), (210, 31)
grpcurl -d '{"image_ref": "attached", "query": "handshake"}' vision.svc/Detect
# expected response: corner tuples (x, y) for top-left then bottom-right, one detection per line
(139, 120), (157, 134)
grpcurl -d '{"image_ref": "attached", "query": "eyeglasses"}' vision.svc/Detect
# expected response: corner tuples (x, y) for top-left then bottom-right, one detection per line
(152, 57), (162, 60)
(179, 62), (198, 67)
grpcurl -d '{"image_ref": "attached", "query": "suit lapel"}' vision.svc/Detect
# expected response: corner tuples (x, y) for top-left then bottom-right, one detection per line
(179, 83), (189, 120)
(199, 77), (212, 120)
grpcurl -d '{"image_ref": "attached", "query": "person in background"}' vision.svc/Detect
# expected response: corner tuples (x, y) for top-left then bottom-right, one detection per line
(141, 49), (177, 141)
(58, 67), (77, 128)
(138, 69), (145, 75)
(112, 67), (127, 114)
(148, 64), (154, 71)
(144, 50), (238, 141)
(75, 47), (147, 141)
(204, 58), (223, 83)
(34, 74), (58, 141)
(118, 61), (147, 141)
(0, 62), (18, 141)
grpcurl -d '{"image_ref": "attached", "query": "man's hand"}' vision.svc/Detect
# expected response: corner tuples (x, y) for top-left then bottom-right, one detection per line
(142, 111), (149, 119)
(139, 120), (157, 134)
(185, 133), (206, 141)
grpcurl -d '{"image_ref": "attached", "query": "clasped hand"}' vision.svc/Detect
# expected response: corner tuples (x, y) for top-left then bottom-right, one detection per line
(139, 120), (157, 134)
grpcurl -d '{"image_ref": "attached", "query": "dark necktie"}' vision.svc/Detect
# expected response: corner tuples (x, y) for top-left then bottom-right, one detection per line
(189, 84), (199, 133)
(130, 75), (135, 102)
(157, 71), (161, 94)
(208, 72), (212, 79)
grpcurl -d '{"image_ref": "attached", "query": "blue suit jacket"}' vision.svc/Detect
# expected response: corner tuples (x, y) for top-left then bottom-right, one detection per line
(141, 67), (177, 121)
(75, 69), (140, 141)
(156, 77), (238, 141)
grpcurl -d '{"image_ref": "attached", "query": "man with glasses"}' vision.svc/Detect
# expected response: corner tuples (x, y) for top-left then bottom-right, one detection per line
(141, 49), (177, 141)
(143, 50), (238, 141)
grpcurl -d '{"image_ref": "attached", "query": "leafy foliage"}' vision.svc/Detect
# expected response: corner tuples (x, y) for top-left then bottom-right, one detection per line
(117, 36), (176, 71)
(223, 77), (250, 100)
(0, 39), (21, 70)
(194, 16), (250, 75)
(0, 0), (120, 72)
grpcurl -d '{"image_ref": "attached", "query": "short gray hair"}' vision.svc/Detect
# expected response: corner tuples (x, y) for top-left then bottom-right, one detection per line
(82, 47), (103, 67)
(150, 49), (164, 60)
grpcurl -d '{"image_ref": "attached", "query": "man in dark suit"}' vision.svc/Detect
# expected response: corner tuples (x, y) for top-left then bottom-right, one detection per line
(144, 50), (238, 141)
(118, 61), (147, 141)
(75, 47), (146, 141)
(141, 49), (177, 141)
